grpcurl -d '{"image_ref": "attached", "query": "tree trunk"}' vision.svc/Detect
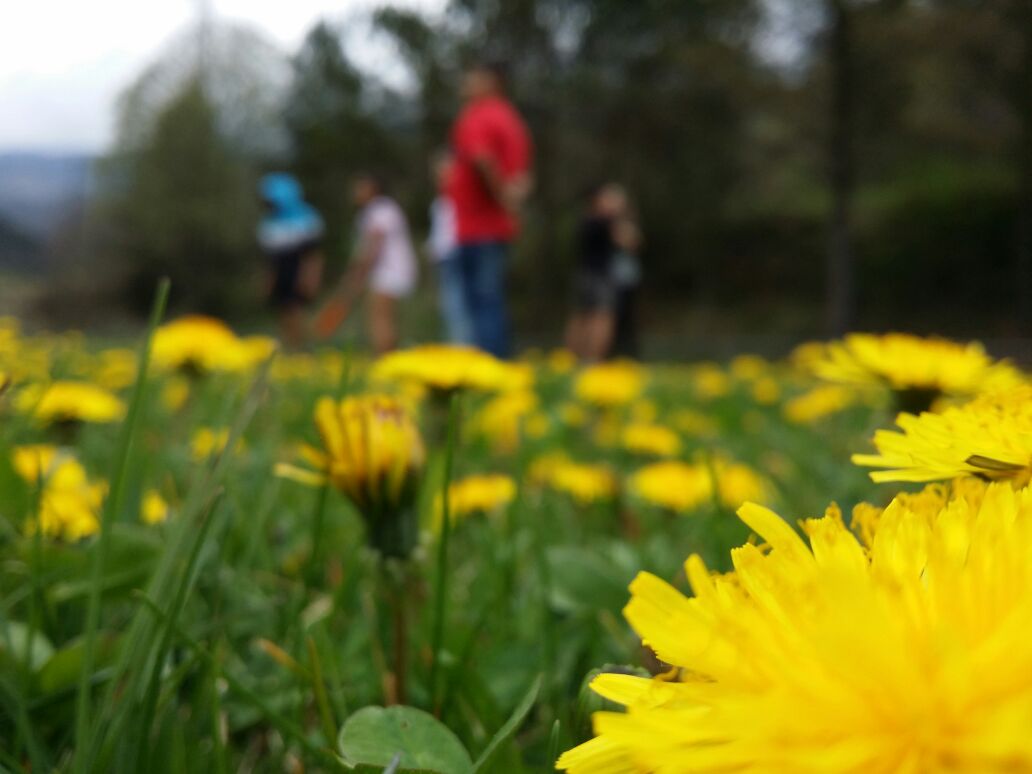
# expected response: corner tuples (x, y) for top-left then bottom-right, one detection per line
(826, 0), (855, 336)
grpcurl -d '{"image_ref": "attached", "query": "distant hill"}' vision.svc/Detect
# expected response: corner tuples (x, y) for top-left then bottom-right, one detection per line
(0, 152), (94, 240)
(0, 211), (41, 272)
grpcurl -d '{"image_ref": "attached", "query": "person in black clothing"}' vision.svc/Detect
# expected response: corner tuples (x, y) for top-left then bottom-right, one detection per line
(258, 173), (325, 349)
(565, 183), (641, 361)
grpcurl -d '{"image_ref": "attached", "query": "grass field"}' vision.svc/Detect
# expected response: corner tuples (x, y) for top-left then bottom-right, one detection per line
(3, 295), (1003, 773)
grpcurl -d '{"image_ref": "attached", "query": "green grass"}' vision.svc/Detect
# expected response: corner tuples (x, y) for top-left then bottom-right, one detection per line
(0, 322), (890, 772)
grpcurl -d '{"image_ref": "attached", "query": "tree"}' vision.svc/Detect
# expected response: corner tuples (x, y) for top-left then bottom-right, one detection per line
(285, 22), (406, 271)
(103, 79), (258, 314)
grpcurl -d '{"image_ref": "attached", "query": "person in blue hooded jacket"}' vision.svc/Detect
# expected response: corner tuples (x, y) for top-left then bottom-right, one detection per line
(258, 173), (325, 348)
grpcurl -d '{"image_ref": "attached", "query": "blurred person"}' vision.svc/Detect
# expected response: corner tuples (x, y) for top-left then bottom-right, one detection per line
(565, 183), (641, 361)
(610, 198), (643, 359)
(449, 57), (532, 358)
(427, 151), (472, 344)
(258, 173), (325, 349)
(315, 173), (417, 354)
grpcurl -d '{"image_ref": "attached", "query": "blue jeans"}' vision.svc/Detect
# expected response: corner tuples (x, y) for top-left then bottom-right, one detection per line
(456, 240), (511, 357)
(436, 254), (473, 345)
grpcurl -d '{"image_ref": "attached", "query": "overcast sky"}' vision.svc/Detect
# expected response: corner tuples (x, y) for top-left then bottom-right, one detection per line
(0, 0), (444, 153)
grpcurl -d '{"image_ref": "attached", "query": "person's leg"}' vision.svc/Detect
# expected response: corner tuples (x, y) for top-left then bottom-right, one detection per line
(584, 310), (615, 362)
(278, 304), (305, 350)
(462, 241), (510, 357)
(565, 313), (587, 358)
(437, 255), (473, 344)
(368, 292), (398, 355)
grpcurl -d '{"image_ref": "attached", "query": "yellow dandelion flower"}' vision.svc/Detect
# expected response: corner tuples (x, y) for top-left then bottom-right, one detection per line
(433, 473), (516, 528)
(750, 376), (781, 405)
(621, 423), (681, 458)
(783, 384), (857, 424)
(713, 456), (770, 509)
(473, 389), (538, 453)
(152, 316), (274, 374)
(372, 344), (528, 393)
(190, 427), (244, 461)
(691, 363), (730, 400)
(12, 445), (105, 541)
(560, 482), (1032, 773)
(16, 380), (126, 424)
(530, 453), (616, 504)
(729, 354), (768, 381)
(810, 332), (1021, 399)
(93, 348), (138, 390)
(141, 489), (171, 525)
(853, 385), (1032, 484)
(160, 376), (191, 412)
(629, 461), (713, 512)
(630, 456), (770, 513)
(574, 361), (645, 407)
(278, 394), (425, 507)
(277, 395), (425, 557)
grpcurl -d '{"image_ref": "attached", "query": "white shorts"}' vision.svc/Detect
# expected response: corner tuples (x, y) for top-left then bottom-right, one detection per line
(371, 258), (417, 298)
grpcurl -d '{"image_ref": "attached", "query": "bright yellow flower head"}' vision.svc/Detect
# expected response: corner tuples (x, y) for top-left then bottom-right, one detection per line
(530, 453), (617, 504)
(691, 363), (730, 400)
(574, 361), (645, 407)
(629, 461), (713, 512)
(372, 344), (528, 393)
(783, 384), (857, 424)
(283, 395), (425, 509)
(434, 473), (516, 527)
(560, 482), (1032, 773)
(152, 316), (275, 374)
(12, 445), (105, 541)
(16, 380), (126, 424)
(141, 489), (171, 525)
(729, 354), (769, 381)
(810, 332), (1021, 398)
(750, 376), (781, 405)
(853, 385), (1032, 485)
(93, 348), (138, 390)
(190, 427), (244, 461)
(473, 389), (538, 453)
(621, 423), (681, 458)
(630, 456), (769, 513)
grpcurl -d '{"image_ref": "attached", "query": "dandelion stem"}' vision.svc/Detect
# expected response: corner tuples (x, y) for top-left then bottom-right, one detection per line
(429, 393), (460, 714)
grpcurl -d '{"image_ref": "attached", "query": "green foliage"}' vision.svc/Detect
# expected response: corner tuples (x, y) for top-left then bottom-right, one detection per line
(338, 705), (472, 773)
(101, 83), (258, 317)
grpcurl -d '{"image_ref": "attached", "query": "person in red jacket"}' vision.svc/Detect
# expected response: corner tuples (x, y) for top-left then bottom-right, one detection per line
(448, 58), (532, 357)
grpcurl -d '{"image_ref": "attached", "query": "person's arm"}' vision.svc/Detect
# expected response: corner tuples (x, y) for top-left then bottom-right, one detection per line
(612, 217), (641, 253)
(340, 229), (385, 304)
(472, 154), (509, 208)
(314, 228), (385, 338)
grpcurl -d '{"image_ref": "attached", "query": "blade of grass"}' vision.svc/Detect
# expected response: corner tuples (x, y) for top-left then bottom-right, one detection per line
(83, 354), (271, 771)
(306, 635), (338, 745)
(73, 277), (169, 774)
(133, 592), (343, 769)
(0, 676), (48, 772)
(133, 491), (225, 772)
(471, 675), (541, 773)
(132, 357), (275, 769)
(429, 393), (460, 714)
